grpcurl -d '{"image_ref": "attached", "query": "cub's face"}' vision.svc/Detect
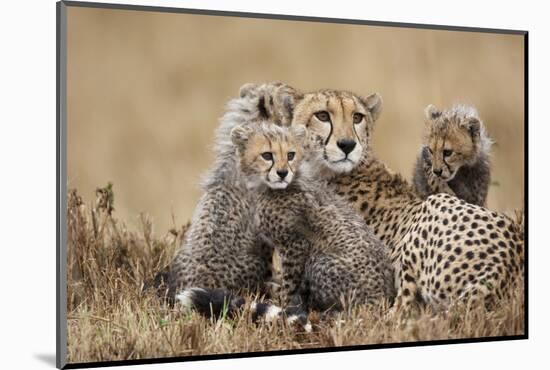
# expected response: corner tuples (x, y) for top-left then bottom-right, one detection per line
(231, 123), (306, 190)
(423, 104), (482, 181)
(291, 90), (382, 174)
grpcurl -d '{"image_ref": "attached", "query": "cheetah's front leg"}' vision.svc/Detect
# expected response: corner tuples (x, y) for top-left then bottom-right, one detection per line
(391, 258), (420, 315)
(266, 247), (283, 298)
(277, 238), (310, 308)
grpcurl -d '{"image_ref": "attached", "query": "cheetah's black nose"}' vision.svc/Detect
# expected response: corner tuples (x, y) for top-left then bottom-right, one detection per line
(277, 169), (289, 179)
(433, 169), (443, 177)
(337, 139), (357, 155)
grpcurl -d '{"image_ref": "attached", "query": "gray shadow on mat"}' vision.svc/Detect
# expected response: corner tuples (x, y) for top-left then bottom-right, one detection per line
(34, 353), (57, 367)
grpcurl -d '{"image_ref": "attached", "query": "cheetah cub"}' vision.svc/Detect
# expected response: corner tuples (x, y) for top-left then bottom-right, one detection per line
(231, 122), (395, 313)
(413, 104), (492, 207)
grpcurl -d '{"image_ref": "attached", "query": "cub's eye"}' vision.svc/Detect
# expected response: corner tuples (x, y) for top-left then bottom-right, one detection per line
(261, 152), (273, 161)
(353, 113), (364, 124)
(287, 152), (295, 161)
(443, 149), (453, 157)
(314, 111), (331, 122)
(427, 147), (433, 155)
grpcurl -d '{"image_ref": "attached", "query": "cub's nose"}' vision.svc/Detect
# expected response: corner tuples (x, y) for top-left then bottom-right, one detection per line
(433, 169), (443, 177)
(276, 169), (289, 179)
(336, 139), (357, 155)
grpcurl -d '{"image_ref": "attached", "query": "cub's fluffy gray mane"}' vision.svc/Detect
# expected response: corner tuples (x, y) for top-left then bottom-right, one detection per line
(200, 95), (265, 189)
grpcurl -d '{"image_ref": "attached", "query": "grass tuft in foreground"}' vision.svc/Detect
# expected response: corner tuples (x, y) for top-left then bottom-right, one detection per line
(66, 185), (524, 364)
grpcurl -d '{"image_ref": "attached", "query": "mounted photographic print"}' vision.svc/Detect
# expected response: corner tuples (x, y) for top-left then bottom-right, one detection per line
(56, 1), (527, 368)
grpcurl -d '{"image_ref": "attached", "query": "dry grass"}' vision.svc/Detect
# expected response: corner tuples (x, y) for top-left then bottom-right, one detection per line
(66, 185), (525, 365)
(64, 7), (526, 365)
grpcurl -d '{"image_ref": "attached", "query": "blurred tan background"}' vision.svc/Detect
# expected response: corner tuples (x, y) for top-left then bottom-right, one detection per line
(67, 7), (525, 233)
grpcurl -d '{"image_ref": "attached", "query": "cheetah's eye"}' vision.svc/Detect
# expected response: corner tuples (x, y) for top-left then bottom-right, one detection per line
(427, 147), (433, 155)
(314, 111), (331, 122)
(353, 113), (364, 124)
(261, 152), (273, 161)
(443, 149), (453, 157)
(287, 152), (295, 161)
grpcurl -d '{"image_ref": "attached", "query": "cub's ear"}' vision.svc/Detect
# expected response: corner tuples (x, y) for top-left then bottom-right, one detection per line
(363, 93), (383, 122)
(463, 117), (481, 139)
(261, 83), (303, 125)
(277, 84), (304, 125)
(291, 124), (307, 144)
(424, 104), (442, 121)
(239, 82), (260, 98)
(230, 124), (253, 150)
(243, 82), (302, 125)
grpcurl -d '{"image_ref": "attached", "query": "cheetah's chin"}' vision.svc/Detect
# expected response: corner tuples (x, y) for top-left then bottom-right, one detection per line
(326, 159), (356, 174)
(268, 181), (289, 190)
(439, 172), (457, 182)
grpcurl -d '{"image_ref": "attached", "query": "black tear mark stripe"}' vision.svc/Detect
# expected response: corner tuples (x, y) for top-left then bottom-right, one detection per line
(288, 156), (296, 174)
(287, 152), (293, 172)
(323, 105), (334, 146)
(287, 166), (294, 179)
(353, 95), (367, 139)
(324, 120), (333, 146)
(265, 140), (274, 184)
(442, 138), (452, 172)
(444, 159), (452, 173)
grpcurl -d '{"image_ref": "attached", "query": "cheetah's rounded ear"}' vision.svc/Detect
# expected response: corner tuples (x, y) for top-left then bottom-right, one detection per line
(463, 117), (481, 139)
(230, 124), (253, 150)
(239, 82), (260, 98)
(363, 93), (383, 122)
(279, 86), (304, 123)
(269, 83), (303, 126)
(291, 124), (307, 144)
(425, 104), (442, 121)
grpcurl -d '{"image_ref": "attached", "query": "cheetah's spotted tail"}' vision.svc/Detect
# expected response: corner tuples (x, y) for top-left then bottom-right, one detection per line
(176, 287), (311, 331)
(175, 288), (245, 319)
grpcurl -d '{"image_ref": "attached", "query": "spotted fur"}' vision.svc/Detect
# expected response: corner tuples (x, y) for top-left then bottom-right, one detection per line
(249, 83), (524, 310)
(233, 122), (395, 312)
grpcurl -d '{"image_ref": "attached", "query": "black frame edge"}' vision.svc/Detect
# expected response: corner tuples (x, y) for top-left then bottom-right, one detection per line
(523, 32), (529, 338)
(61, 0), (527, 35)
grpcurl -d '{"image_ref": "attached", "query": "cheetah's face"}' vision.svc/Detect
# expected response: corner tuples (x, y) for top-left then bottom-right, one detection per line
(231, 122), (306, 190)
(423, 104), (484, 181)
(292, 90), (382, 174)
